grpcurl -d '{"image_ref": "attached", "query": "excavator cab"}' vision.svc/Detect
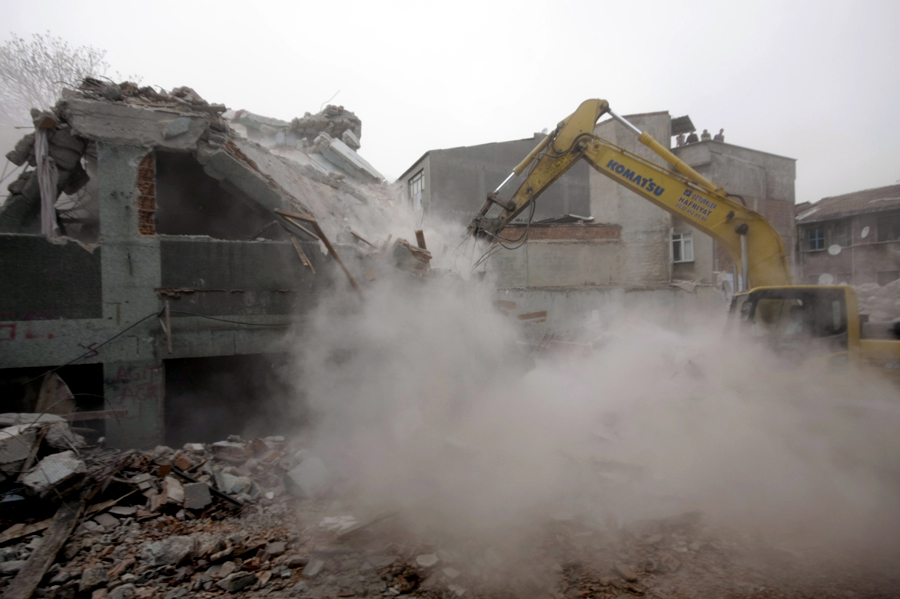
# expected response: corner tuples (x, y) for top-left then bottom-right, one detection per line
(730, 286), (857, 362)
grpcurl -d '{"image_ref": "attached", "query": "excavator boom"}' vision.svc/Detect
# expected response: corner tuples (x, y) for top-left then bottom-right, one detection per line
(469, 99), (792, 289)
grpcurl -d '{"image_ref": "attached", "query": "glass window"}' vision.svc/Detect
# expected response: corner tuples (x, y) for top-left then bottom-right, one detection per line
(878, 213), (900, 242)
(806, 226), (825, 251)
(408, 170), (424, 209)
(832, 221), (851, 247)
(672, 232), (694, 263)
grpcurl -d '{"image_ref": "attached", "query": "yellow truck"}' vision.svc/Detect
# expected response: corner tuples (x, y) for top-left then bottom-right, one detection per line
(469, 99), (900, 380)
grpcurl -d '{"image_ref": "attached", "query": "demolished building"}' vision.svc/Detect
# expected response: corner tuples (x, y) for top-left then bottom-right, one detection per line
(0, 80), (398, 449)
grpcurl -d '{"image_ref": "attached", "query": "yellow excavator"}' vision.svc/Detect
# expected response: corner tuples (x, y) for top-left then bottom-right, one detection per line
(469, 99), (900, 381)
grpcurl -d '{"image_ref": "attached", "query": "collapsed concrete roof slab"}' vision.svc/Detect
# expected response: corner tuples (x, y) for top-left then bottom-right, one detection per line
(62, 97), (210, 151)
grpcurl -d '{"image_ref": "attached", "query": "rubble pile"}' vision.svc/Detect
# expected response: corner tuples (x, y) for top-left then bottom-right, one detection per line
(0, 414), (343, 598)
(0, 412), (896, 598)
(290, 106), (362, 151)
(0, 79), (233, 235)
(75, 79), (227, 116)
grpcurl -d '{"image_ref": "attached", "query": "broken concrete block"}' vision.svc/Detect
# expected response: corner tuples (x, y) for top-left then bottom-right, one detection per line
(21, 450), (85, 496)
(164, 476), (184, 504)
(48, 144), (83, 171)
(1, 560), (26, 574)
(264, 541), (286, 558)
(45, 421), (86, 450)
(49, 126), (85, 152)
(164, 117), (193, 139)
(286, 456), (329, 498)
(109, 505), (137, 517)
(210, 440), (249, 462)
(302, 558), (324, 578)
(0, 424), (38, 464)
(108, 584), (137, 599)
(216, 572), (256, 592)
(341, 129), (361, 150)
(79, 566), (109, 592)
(183, 482), (212, 510)
(5, 133), (34, 166)
(141, 535), (198, 566)
(92, 513), (119, 529)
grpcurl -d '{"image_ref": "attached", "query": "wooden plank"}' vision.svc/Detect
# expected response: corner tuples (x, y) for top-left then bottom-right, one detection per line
(274, 209), (361, 298)
(349, 229), (376, 248)
(284, 219), (320, 241)
(273, 208), (317, 223)
(5, 500), (84, 599)
(291, 236), (316, 275)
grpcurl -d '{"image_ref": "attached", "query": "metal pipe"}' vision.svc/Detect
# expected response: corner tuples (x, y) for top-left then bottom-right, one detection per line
(740, 233), (749, 292)
(608, 109), (643, 136)
(492, 171), (516, 194)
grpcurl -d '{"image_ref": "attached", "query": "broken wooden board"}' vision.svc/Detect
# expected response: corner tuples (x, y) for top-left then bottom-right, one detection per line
(4, 500), (84, 599)
(291, 236), (316, 274)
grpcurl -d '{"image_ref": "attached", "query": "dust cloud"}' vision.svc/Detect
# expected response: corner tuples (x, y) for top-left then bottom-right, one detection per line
(281, 210), (900, 587)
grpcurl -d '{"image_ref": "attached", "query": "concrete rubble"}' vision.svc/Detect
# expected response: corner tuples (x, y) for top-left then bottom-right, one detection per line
(0, 409), (894, 598)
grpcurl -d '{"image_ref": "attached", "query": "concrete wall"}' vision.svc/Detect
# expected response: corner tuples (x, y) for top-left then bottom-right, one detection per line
(398, 135), (592, 226)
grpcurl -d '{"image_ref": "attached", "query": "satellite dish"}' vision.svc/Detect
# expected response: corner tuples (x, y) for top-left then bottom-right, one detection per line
(861, 226), (870, 239)
(818, 273), (834, 285)
(828, 244), (842, 255)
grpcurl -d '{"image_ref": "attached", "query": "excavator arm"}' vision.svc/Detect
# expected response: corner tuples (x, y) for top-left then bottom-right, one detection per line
(469, 99), (792, 289)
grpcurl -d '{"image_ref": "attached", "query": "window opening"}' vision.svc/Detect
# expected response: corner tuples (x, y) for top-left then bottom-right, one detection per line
(806, 226), (825, 251)
(672, 232), (694, 263)
(832, 220), (851, 247)
(409, 170), (424, 209)
(878, 213), (900, 242)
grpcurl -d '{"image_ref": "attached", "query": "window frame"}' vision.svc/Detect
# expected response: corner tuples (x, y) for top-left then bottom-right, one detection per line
(832, 220), (852, 247)
(672, 232), (694, 263)
(805, 226), (825, 251)
(877, 212), (900, 242)
(408, 170), (424, 209)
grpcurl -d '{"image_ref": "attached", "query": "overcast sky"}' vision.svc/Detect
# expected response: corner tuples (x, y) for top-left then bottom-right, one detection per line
(3, 0), (898, 204)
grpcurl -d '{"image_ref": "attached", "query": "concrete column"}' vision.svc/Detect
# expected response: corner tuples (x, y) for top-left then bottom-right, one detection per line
(103, 360), (165, 448)
(96, 143), (165, 448)
(97, 143), (162, 327)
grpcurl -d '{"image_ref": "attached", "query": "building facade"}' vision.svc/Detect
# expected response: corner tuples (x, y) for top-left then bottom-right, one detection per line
(796, 184), (900, 287)
(397, 134), (592, 226)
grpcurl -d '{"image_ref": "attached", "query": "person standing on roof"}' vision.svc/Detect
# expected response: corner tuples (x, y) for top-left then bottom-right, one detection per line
(686, 130), (699, 144)
(714, 128), (725, 142)
(701, 129), (712, 141)
(676, 133), (685, 147)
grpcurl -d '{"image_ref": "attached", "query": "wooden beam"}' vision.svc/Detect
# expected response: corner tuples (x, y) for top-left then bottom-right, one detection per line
(291, 236), (316, 274)
(4, 500), (84, 599)
(349, 229), (376, 248)
(274, 210), (361, 298)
